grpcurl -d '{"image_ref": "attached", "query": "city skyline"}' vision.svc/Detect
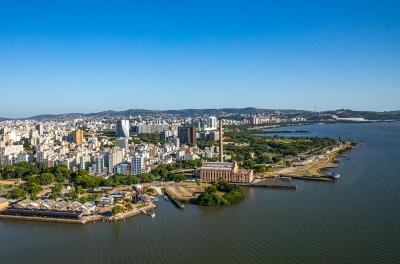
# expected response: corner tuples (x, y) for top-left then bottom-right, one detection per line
(1, 2), (399, 263)
(1, 1), (400, 117)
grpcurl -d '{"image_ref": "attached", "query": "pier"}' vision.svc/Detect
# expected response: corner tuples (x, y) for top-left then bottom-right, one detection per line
(286, 175), (335, 182)
(0, 203), (156, 224)
(162, 188), (185, 209)
(110, 203), (156, 222)
(250, 178), (297, 190)
(0, 213), (102, 224)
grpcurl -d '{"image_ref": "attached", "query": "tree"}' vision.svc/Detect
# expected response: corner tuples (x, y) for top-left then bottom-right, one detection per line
(38, 173), (55, 185)
(76, 185), (85, 195)
(50, 183), (63, 199)
(197, 181), (245, 206)
(69, 191), (78, 201)
(136, 173), (156, 183)
(79, 196), (89, 204)
(112, 205), (123, 215)
(76, 174), (104, 189)
(6, 188), (27, 199)
(173, 173), (185, 182)
(53, 165), (70, 182)
(24, 182), (43, 197)
(206, 185), (217, 193)
(146, 188), (156, 195)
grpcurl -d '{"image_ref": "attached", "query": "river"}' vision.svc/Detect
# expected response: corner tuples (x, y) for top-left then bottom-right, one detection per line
(1, 122), (399, 263)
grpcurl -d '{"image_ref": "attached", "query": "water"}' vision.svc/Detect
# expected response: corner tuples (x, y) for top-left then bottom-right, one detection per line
(1, 122), (400, 264)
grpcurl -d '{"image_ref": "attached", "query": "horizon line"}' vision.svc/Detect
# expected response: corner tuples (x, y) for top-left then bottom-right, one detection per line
(1, 107), (399, 120)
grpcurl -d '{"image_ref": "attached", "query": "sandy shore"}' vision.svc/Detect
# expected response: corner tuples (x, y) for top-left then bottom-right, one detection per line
(164, 182), (209, 202)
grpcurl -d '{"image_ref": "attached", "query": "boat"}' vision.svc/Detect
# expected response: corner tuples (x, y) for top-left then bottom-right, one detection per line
(164, 195), (169, 201)
(153, 197), (159, 202)
(150, 210), (155, 218)
(279, 176), (292, 182)
(339, 155), (350, 160)
(325, 172), (341, 179)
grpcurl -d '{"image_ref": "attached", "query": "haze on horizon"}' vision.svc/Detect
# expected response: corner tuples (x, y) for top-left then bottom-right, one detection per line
(1, 0), (399, 118)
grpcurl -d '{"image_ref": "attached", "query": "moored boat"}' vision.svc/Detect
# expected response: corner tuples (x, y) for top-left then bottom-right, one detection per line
(325, 172), (341, 179)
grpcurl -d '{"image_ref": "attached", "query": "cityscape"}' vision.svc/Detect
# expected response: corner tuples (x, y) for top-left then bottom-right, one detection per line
(1, 1), (399, 264)
(0, 109), (390, 221)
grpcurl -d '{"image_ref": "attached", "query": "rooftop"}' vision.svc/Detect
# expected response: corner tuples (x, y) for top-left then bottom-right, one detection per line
(200, 162), (235, 170)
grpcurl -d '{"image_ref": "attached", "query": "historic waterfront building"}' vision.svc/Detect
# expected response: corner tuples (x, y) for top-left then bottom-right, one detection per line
(199, 162), (254, 183)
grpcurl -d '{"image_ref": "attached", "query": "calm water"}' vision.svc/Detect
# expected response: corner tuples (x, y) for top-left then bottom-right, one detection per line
(1, 122), (400, 264)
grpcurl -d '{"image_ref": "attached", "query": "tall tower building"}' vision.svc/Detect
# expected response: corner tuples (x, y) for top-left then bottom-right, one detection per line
(178, 127), (197, 145)
(219, 118), (224, 162)
(73, 129), (84, 144)
(116, 120), (130, 138)
(131, 154), (145, 176)
(208, 116), (217, 130)
(96, 155), (105, 175)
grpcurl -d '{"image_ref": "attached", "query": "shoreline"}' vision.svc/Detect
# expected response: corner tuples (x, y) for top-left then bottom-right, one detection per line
(262, 141), (355, 179)
(0, 202), (156, 224)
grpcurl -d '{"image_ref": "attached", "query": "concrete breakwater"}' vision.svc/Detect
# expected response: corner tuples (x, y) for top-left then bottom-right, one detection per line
(286, 175), (334, 182)
(162, 188), (185, 209)
(250, 178), (297, 190)
(110, 203), (156, 222)
(0, 214), (102, 224)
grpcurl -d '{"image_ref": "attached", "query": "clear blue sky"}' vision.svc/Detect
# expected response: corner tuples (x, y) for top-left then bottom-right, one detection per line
(0, 0), (399, 117)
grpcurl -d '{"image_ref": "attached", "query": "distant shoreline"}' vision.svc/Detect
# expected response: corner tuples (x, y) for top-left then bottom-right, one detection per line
(263, 141), (356, 179)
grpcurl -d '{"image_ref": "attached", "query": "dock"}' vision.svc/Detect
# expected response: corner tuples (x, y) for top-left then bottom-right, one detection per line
(110, 203), (156, 222)
(285, 175), (334, 182)
(250, 178), (297, 190)
(0, 203), (156, 224)
(0, 213), (102, 224)
(162, 188), (185, 209)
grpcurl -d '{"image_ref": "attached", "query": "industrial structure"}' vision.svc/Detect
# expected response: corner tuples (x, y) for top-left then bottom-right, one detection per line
(200, 118), (254, 184)
(219, 117), (224, 162)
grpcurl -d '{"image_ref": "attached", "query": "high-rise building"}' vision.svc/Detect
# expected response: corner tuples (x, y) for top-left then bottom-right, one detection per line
(73, 129), (84, 144)
(95, 155), (105, 175)
(115, 137), (129, 149)
(36, 124), (43, 135)
(116, 163), (130, 175)
(116, 120), (130, 138)
(131, 154), (145, 176)
(79, 155), (91, 170)
(208, 116), (217, 130)
(106, 149), (125, 174)
(178, 127), (197, 145)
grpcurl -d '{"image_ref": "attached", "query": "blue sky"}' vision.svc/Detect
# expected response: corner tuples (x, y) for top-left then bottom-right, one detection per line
(0, 0), (399, 117)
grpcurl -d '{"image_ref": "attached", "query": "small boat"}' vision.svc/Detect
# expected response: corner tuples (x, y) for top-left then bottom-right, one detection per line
(325, 172), (341, 179)
(153, 197), (159, 202)
(280, 176), (292, 182)
(150, 210), (155, 218)
(164, 195), (169, 201)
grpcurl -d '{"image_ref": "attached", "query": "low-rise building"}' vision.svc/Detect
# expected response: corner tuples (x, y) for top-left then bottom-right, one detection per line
(0, 198), (9, 211)
(200, 162), (254, 183)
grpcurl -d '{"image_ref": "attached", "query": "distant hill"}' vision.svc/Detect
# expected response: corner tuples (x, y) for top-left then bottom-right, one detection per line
(1, 108), (399, 121)
(25, 108), (309, 120)
(323, 109), (400, 120)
